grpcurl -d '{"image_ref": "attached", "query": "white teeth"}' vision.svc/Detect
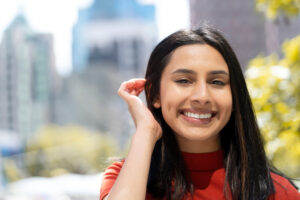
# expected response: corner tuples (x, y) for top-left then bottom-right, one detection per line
(184, 112), (212, 119)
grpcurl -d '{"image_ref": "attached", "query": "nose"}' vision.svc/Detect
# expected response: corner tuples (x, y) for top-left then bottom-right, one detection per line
(190, 81), (211, 105)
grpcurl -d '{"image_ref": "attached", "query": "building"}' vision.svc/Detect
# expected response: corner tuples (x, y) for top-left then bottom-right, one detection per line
(0, 14), (56, 143)
(189, 0), (300, 70)
(72, 0), (157, 74)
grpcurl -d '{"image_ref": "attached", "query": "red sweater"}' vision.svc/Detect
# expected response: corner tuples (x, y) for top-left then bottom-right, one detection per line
(100, 150), (300, 200)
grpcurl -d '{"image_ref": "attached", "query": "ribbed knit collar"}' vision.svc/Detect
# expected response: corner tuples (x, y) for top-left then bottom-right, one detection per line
(181, 150), (224, 171)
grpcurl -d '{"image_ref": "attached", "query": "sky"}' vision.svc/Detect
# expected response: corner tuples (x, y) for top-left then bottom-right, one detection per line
(0, 0), (190, 76)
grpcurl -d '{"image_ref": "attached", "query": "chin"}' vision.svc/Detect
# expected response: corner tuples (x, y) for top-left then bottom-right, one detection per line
(176, 131), (220, 142)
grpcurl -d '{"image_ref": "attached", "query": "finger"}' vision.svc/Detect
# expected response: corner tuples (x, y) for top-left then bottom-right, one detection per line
(130, 82), (145, 96)
(120, 79), (145, 95)
(135, 86), (145, 96)
(125, 80), (145, 94)
(132, 79), (146, 96)
(118, 81), (132, 100)
(118, 79), (144, 103)
(131, 78), (146, 89)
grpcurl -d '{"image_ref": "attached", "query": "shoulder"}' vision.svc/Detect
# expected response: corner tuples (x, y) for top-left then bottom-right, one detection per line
(100, 160), (125, 200)
(270, 172), (300, 200)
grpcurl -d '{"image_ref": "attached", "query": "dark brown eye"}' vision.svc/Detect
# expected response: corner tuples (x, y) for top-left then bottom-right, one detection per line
(212, 80), (225, 86)
(175, 79), (190, 84)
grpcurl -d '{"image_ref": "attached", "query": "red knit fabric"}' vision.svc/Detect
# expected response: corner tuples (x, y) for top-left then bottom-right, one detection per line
(100, 150), (300, 200)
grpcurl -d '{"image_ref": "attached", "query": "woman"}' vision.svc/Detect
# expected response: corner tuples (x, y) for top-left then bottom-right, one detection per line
(100, 26), (300, 200)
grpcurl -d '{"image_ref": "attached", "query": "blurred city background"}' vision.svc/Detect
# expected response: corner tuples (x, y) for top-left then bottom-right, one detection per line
(0, 0), (299, 199)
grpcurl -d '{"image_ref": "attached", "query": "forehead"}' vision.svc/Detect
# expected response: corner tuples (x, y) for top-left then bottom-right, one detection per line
(164, 44), (229, 74)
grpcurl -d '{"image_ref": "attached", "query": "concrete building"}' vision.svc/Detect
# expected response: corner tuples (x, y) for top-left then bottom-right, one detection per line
(0, 14), (56, 143)
(72, 0), (157, 74)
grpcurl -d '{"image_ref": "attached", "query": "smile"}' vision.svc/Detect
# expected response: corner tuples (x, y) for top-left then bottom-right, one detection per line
(179, 110), (217, 125)
(183, 112), (212, 119)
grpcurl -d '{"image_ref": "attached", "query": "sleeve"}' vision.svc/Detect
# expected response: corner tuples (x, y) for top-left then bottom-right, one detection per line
(270, 173), (300, 200)
(99, 160), (125, 200)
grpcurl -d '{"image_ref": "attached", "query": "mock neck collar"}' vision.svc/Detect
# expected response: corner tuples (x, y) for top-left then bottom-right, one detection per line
(181, 150), (224, 171)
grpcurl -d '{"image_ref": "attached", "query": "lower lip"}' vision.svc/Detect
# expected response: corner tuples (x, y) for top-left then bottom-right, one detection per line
(180, 114), (214, 125)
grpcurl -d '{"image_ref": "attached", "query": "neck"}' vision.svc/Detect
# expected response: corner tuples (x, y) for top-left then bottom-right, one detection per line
(176, 135), (221, 153)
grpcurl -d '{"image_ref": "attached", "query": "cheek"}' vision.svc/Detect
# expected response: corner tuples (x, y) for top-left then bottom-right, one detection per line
(215, 89), (232, 110)
(221, 92), (233, 115)
(160, 84), (185, 109)
(160, 95), (177, 114)
(227, 91), (233, 111)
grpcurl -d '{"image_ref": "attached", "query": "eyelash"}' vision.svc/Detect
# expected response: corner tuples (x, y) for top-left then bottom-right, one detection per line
(175, 79), (191, 84)
(211, 80), (225, 86)
(174, 79), (226, 86)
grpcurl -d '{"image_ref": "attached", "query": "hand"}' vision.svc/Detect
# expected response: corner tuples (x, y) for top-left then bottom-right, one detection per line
(118, 79), (162, 141)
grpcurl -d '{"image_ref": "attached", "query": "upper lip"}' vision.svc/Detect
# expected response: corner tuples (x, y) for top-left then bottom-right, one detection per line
(179, 108), (217, 115)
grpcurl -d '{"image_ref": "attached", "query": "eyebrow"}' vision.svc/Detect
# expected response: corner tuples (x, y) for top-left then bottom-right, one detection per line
(171, 69), (196, 75)
(171, 68), (229, 76)
(208, 70), (229, 76)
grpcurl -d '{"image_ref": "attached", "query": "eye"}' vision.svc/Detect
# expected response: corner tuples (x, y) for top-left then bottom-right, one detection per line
(175, 79), (191, 84)
(212, 80), (225, 86)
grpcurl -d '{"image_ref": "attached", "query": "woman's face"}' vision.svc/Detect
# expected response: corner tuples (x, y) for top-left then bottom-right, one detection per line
(154, 44), (232, 153)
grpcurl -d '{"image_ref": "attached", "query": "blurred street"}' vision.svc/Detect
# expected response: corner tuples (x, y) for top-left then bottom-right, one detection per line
(1, 173), (103, 200)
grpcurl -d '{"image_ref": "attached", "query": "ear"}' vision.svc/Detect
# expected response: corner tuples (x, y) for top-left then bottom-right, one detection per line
(153, 97), (161, 108)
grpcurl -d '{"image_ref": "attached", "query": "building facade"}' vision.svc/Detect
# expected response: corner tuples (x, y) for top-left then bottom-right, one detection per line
(0, 14), (56, 143)
(72, 0), (157, 74)
(189, 0), (300, 70)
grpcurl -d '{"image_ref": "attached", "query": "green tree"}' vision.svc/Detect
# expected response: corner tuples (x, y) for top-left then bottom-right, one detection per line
(24, 125), (122, 177)
(246, 34), (300, 177)
(250, 0), (300, 177)
(256, 0), (300, 19)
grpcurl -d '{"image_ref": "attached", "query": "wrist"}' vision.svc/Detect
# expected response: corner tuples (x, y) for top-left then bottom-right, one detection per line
(132, 128), (160, 148)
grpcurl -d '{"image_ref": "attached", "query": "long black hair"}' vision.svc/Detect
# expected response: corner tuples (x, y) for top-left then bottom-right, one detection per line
(144, 26), (284, 200)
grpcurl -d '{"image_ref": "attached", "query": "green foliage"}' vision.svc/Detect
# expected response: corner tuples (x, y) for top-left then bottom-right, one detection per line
(256, 0), (300, 19)
(245, 35), (300, 177)
(25, 125), (122, 177)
